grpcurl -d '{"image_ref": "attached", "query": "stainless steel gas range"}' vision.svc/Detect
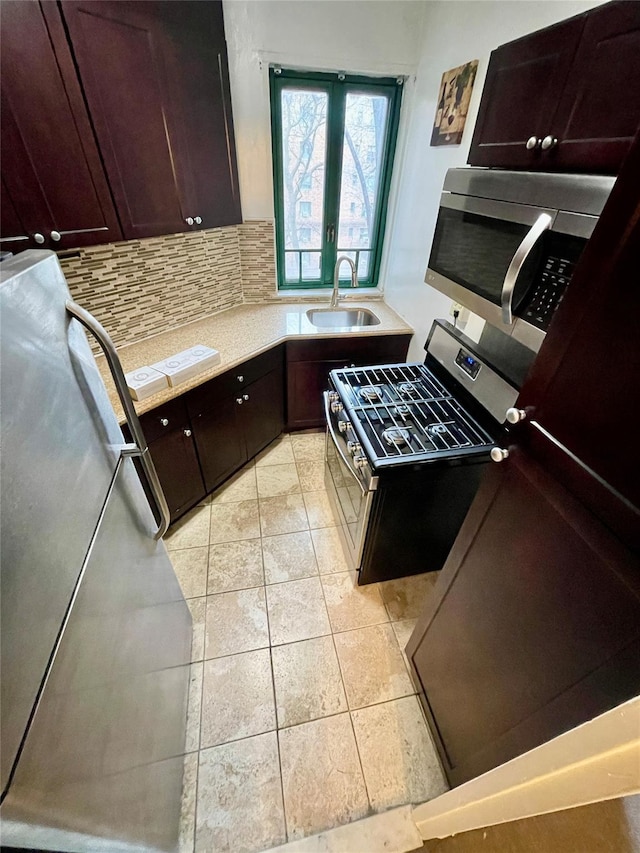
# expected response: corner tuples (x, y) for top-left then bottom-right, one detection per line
(324, 320), (534, 584)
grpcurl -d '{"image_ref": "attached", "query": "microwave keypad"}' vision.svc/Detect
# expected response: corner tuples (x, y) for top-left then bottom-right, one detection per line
(522, 256), (575, 331)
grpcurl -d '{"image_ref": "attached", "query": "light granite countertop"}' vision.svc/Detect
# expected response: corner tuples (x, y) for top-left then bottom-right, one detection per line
(96, 300), (413, 422)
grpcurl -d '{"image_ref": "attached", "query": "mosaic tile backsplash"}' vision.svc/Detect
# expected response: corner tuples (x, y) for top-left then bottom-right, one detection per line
(59, 220), (278, 349)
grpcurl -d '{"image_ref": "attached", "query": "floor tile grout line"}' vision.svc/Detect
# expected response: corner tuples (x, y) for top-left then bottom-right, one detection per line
(316, 562), (369, 809)
(265, 609), (289, 842)
(187, 505), (212, 852)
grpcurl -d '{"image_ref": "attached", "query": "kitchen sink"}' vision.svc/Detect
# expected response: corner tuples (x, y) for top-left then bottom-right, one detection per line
(306, 308), (380, 328)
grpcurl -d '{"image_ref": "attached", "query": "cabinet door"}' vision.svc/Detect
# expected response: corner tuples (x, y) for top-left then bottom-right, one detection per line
(159, 6), (242, 229)
(0, 176), (30, 254)
(241, 368), (285, 459)
(191, 396), (246, 494)
(287, 358), (347, 429)
(548, 2), (640, 173)
(148, 428), (205, 522)
(467, 15), (585, 169)
(0, 0), (121, 250)
(406, 450), (640, 787)
(61, 1), (186, 240)
(61, 1), (241, 240)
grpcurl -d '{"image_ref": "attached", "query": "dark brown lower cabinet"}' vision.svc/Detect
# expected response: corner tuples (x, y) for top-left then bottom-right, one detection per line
(406, 449), (640, 786)
(286, 334), (412, 429)
(191, 396), (245, 494)
(186, 345), (285, 494)
(241, 366), (285, 460)
(147, 427), (206, 521)
(127, 397), (206, 523)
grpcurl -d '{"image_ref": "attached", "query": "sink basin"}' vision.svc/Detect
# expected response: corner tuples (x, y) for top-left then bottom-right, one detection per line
(306, 308), (380, 328)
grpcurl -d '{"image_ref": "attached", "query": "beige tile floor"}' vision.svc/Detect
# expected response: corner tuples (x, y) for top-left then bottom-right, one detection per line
(165, 431), (448, 853)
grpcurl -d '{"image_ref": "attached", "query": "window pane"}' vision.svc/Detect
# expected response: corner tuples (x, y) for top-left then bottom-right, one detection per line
(280, 88), (327, 258)
(336, 93), (389, 256)
(301, 251), (322, 280)
(285, 252), (300, 282)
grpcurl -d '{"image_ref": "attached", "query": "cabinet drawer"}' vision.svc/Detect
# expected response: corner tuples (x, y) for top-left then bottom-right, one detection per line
(286, 335), (411, 364)
(186, 345), (284, 418)
(138, 397), (189, 444)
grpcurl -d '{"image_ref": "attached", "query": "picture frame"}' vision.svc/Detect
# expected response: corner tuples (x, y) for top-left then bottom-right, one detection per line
(431, 60), (479, 146)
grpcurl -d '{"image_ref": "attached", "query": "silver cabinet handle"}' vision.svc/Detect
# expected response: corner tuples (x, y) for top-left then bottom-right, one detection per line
(66, 300), (170, 540)
(160, 418), (169, 427)
(490, 447), (509, 463)
(525, 136), (540, 150)
(184, 429), (192, 437)
(541, 135), (557, 151)
(505, 407), (527, 424)
(194, 216), (202, 225)
(33, 233), (45, 244)
(501, 212), (552, 325)
(185, 217), (194, 225)
(243, 394), (249, 401)
(236, 397), (244, 405)
(237, 375), (244, 382)
(50, 230), (61, 242)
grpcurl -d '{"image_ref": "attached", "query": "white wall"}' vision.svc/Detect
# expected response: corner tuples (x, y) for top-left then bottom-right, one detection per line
(382, 0), (603, 359)
(222, 0), (427, 220)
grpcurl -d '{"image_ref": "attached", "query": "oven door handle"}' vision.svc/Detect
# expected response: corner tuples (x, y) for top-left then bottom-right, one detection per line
(323, 392), (367, 496)
(501, 212), (552, 325)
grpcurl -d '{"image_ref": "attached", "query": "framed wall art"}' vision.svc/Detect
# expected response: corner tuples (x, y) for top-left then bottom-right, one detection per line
(431, 60), (478, 146)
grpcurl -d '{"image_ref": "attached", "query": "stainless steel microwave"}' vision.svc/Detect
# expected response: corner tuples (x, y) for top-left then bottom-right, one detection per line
(425, 168), (615, 351)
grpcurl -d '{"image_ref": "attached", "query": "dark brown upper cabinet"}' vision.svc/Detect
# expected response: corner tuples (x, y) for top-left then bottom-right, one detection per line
(0, 1), (122, 252)
(60, 1), (242, 241)
(468, 1), (640, 174)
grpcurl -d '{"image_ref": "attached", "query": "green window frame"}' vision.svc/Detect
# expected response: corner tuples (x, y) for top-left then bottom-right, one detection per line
(270, 67), (403, 290)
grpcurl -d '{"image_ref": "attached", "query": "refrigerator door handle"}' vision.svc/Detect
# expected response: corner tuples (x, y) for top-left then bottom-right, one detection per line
(65, 300), (171, 539)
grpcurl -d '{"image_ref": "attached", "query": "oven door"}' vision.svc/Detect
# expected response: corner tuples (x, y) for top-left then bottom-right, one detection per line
(323, 395), (376, 572)
(425, 193), (555, 330)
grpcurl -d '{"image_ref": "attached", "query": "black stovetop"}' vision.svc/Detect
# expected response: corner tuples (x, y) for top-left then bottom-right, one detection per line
(330, 362), (495, 468)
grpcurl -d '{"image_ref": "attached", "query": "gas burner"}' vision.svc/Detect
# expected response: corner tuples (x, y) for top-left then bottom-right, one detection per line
(394, 404), (411, 417)
(359, 385), (382, 402)
(428, 424), (449, 436)
(397, 382), (419, 398)
(382, 427), (412, 448)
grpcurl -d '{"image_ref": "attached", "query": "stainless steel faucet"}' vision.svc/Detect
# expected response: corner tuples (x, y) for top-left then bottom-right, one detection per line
(330, 255), (358, 308)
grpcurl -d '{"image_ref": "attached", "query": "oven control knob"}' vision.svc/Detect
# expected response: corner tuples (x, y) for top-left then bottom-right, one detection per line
(338, 420), (348, 433)
(354, 454), (368, 470)
(347, 440), (361, 456)
(328, 391), (339, 403)
(490, 447), (510, 463)
(505, 407), (527, 424)
(330, 400), (343, 413)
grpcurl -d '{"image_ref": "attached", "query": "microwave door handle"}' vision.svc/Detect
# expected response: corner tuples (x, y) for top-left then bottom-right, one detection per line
(66, 300), (171, 540)
(501, 213), (553, 325)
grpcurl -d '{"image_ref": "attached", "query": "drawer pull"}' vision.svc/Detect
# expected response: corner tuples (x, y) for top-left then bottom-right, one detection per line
(160, 418), (169, 427)
(184, 429), (192, 437)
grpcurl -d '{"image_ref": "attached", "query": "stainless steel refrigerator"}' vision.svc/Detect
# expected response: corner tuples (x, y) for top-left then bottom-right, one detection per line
(0, 251), (192, 852)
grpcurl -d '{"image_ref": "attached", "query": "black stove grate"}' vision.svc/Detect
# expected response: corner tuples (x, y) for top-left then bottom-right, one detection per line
(332, 363), (494, 464)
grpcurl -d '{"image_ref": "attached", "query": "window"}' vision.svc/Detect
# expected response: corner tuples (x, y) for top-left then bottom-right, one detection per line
(270, 68), (402, 289)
